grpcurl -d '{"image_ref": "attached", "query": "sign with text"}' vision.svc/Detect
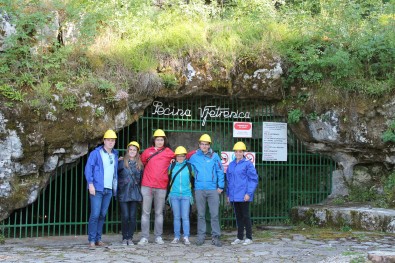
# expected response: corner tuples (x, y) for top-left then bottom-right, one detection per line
(233, 122), (252, 138)
(262, 122), (287, 161)
(221, 151), (255, 173)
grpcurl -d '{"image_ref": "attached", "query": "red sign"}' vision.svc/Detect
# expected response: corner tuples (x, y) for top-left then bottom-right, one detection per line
(234, 122), (252, 130)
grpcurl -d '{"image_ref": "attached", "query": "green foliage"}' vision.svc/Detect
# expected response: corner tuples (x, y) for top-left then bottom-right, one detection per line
(61, 95), (77, 111)
(382, 121), (395, 143)
(0, 0), (394, 109)
(0, 232), (4, 245)
(288, 109), (303, 124)
(347, 172), (395, 208)
(0, 85), (25, 102)
(160, 73), (178, 89)
(95, 107), (105, 117)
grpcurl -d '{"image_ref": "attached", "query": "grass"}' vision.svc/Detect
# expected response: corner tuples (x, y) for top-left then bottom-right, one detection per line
(0, 0), (393, 111)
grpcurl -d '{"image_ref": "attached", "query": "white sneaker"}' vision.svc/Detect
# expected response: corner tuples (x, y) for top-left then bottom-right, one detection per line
(138, 238), (148, 245)
(231, 238), (242, 245)
(183, 237), (190, 245)
(155, 236), (164, 244)
(122, 239), (128, 246)
(243, 239), (253, 245)
(171, 238), (179, 244)
(128, 240), (134, 246)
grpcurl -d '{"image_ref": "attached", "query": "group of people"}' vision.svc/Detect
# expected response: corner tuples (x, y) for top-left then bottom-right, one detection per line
(84, 129), (259, 249)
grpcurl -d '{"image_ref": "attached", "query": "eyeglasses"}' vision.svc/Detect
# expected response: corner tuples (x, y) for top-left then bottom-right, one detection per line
(176, 155), (186, 158)
(200, 143), (210, 146)
(108, 153), (114, 164)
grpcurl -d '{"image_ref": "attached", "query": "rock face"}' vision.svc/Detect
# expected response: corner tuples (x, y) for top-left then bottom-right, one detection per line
(291, 205), (395, 233)
(1, 11), (395, 223)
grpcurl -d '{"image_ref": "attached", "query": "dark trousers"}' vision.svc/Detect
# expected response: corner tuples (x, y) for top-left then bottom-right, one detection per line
(232, 202), (252, 240)
(119, 201), (138, 240)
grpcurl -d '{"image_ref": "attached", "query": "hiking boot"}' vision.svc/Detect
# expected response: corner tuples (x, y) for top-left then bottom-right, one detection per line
(231, 238), (242, 245)
(171, 238), (179, 244)
(212, 237), (222, 247)
(155, 236), (164, 244)
(88, 242), (96, 250)
(184, 237), (190, 245)
(243, 238), (253, 245)
(95, 241), (106, 246)
(138, 238), (149, 245)
(195, 238), (205, 246)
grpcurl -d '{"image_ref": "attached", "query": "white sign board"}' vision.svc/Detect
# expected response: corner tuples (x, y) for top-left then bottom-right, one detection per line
(233, 122), (252, 138)
(262, 122), (287, 161)
(221, 151), (255, 173)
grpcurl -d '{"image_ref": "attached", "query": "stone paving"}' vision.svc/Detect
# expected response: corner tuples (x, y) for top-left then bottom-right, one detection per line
(1, 228), (395, 263)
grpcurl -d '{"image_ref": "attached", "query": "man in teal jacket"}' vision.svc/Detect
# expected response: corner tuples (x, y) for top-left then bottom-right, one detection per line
(188, 134), (224, 247)
(85, 129), (118, 249)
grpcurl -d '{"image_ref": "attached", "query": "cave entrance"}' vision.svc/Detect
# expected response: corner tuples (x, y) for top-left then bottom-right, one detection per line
(1, 97), (336, 238)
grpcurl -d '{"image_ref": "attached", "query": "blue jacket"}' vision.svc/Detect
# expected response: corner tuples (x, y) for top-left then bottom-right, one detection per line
(168, 160), (194, 197)
(226, 157), (258, 202)
(189, 149), (224, 191)
(117, 160), (143, 202)
(85, 145), (119, 196)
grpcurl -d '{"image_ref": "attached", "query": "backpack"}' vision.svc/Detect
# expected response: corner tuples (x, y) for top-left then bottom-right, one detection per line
(168, 162), (194, 189)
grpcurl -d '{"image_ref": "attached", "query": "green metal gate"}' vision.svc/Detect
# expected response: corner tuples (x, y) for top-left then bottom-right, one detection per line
(0, 97), (335, 238)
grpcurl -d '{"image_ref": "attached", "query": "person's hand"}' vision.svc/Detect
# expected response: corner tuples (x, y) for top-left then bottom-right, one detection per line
(217, 188), (223, 194)
(89, 184), (95, 196)
(244, 194), (250, 202)
(118, 156), (124, 161)
(170, 159), (175, 164)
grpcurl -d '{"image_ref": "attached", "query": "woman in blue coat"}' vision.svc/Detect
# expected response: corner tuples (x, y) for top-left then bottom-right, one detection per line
(226, 142), (258, 246)
(117, 141), (143, 246)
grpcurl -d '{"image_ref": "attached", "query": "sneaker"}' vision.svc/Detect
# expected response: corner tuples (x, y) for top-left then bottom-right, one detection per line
(171, 238), (179, 244)
(155, 236), (164, 245)
(183, 237), (190, 245)
(231, 238), (242, 245)
(89, 242), (96, 250)
(243, 239), (253, 245)
(122, 239), (128, 246)
(128, 240), (134, 246)
(195, 238), (205, 246)
(138, 238), (149, 245)
(212, 237), (222, 247)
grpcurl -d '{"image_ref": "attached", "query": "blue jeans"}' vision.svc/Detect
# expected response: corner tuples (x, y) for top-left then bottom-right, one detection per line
(119, 201), (138, 240)
(170, 196), (191, 238)
(88, 188), (112, 242)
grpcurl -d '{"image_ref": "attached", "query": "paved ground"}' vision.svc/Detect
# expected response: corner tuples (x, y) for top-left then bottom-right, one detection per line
(1, 227), (395, 263)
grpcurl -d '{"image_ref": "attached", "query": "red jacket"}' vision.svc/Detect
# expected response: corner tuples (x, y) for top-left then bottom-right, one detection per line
(141, 146), (175, 189)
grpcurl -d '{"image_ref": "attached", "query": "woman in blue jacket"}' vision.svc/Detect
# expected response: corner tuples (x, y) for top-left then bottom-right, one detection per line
(226, 142), (258, 246)
(117, 141), (143, 246)
(168, 146), (195, 245)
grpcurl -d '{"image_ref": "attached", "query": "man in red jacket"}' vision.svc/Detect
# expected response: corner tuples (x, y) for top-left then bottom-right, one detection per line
(138, 129), (175, 245)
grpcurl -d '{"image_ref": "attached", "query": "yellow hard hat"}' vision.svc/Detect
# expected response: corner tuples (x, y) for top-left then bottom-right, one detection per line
(199, 134), (211, 143)
(103, 129), (117, 139)
(127, 141), (140, 150)
(153, 129), (166, 137)
(174, 146), (187, 155)
(233, 141), (247, 151)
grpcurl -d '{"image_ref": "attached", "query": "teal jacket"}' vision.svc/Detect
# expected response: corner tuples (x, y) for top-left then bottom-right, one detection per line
(168, 160), (194, 197)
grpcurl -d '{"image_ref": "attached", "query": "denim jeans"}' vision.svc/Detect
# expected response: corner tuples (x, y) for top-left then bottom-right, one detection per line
(119, 201), (138, 240)
(195, 189), (221, 239)
(170, 196), (191, 239)
(140, 186), (166, 239)
(88, 188), (112, 242)
(232, 202), (252, 240)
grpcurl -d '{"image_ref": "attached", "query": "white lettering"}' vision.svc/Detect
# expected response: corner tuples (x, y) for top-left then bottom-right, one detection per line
(152, 101), (250, 126)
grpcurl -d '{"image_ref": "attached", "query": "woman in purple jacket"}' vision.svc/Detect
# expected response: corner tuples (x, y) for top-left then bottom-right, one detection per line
(226, 142), (258, 246)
